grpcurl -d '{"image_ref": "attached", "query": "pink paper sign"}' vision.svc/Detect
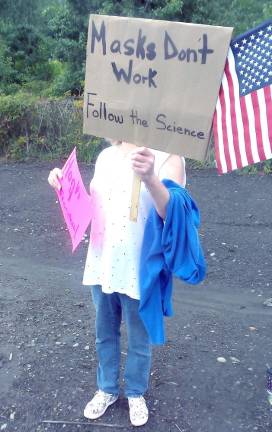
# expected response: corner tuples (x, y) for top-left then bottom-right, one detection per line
(56, 147), (93, 252)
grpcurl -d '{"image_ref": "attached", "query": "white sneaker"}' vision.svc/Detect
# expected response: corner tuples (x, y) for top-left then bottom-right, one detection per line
(128, 396), (149, 427)
(84, 390), (118, 420)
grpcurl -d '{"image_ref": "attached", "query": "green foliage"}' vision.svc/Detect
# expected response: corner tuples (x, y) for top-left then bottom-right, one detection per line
(0, 93), (103, 162)
(6, 24), (51, 84)
(43, 1), (91, 96)
(0, 38), (14, 86)
(151, 0), (184, 21)
(0, 93), (36, 157)
(98, 0), (184, 20)
(0, 0), (43, 26)
(0, 0), (270, 165)
(222, 0), (268, 35)
(1, 0), (269, 98)
(263, 160), (272, 175)
(240, 164), (259, 175)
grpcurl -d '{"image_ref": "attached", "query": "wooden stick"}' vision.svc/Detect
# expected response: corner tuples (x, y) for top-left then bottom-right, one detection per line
(42, 420), (126, 428)
(129, 174), (141, 222)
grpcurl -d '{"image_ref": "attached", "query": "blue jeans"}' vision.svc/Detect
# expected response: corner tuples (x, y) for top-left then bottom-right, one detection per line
(91, 285), (152, 397)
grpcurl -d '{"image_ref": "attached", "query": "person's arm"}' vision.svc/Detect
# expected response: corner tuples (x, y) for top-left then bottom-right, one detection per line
(131, 147), (186, 219)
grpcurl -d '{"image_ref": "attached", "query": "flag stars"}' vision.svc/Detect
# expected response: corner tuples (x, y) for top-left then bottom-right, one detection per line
(234, 23), (271, 96)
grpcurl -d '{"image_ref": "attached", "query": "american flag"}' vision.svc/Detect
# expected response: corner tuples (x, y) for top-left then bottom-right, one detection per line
(213, 20), (272, 174)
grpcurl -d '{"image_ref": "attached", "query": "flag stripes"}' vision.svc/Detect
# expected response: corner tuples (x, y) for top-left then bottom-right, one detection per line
(213, 21), (272, 174)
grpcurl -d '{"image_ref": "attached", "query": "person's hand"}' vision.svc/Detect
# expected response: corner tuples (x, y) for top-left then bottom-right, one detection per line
(131, 147), (155, 183)
(48, 167), (62, 191)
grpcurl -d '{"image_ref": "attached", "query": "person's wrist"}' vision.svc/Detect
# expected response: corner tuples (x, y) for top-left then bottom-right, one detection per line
(143, 172), (157, 189)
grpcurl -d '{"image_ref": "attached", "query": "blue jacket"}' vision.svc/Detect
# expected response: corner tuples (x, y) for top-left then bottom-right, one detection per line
(139, 179), (206, 345)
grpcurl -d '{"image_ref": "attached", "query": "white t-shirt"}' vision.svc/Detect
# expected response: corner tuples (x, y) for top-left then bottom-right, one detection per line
(82, 145), (170, 300)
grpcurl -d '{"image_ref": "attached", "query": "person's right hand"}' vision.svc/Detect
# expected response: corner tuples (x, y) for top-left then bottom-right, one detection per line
(48, 168), (62, 190)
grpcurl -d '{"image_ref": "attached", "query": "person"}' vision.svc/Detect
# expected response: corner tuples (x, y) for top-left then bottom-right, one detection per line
(48, 140), (186, 427)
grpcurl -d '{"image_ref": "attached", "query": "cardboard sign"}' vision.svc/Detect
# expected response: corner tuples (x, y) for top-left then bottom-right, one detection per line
(56, 148), (93, 252)
(83, 15), (233, 161)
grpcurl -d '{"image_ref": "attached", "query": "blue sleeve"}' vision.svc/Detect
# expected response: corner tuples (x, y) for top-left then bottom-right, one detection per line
(162, 180), (206, 284)
(139, 211), (168, 345)
(139, 179), (206, 345)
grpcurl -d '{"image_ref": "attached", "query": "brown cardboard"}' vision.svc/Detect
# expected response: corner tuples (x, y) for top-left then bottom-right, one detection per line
(83, 15), (233, 160)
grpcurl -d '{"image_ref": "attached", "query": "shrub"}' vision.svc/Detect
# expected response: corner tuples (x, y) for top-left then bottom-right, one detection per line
(0, 92), (36, 156)
(0, 94), (103, 162)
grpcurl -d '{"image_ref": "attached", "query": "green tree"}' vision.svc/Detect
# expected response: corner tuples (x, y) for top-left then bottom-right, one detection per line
(188, 0), (270, 34)
(0, 0), (51, 93)
(44, 1), (98, 95)
(0, 0), (270, 97)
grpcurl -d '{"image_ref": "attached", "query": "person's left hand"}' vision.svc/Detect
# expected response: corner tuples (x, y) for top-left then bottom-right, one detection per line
(130, 147), (155, 183)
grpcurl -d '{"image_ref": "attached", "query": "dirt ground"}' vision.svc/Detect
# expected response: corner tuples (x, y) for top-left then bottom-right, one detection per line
(1, 161), (272, 432)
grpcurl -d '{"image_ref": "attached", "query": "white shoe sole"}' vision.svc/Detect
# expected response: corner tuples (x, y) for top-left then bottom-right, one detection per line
(129, 416), (149, 427)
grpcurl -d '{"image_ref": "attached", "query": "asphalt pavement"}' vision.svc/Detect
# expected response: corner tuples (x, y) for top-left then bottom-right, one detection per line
(0, 161), (272, 432)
